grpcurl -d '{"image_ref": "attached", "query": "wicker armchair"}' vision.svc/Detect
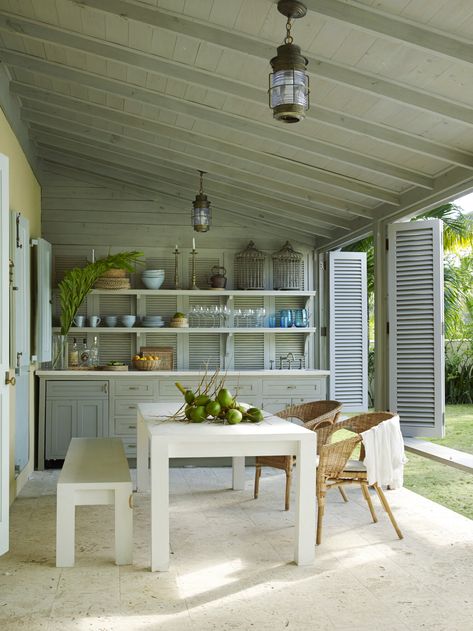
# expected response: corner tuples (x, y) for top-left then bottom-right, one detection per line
(316, 411), (404, 544)
(254, 400), (342, 510)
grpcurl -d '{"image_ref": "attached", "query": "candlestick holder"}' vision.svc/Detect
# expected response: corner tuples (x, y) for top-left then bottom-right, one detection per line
(174, 247), (180, 289)
(190, 248), (199, 290)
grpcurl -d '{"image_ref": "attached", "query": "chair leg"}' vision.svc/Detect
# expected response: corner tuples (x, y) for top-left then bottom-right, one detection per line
(316, 495), (325, 545)
(338, 486), (349, 503)
(373, 483), (403, 540)
(285, 468), (292, 511)
(360, 483), (378, 523)
(254, 464), (261, 499)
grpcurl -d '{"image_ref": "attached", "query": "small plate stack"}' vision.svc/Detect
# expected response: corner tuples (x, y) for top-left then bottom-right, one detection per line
(142, 269), (165, 289)
(141, 315), (165, 328)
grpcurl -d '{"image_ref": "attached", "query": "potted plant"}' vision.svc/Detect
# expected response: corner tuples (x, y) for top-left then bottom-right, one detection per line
(52, 251), (143, 369)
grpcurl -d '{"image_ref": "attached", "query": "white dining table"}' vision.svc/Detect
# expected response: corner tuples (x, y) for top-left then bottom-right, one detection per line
(136, 401), (317, 572)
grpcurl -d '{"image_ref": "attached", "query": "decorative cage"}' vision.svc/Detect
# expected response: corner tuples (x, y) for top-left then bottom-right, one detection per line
(235, 241), (266, 290)
(272, 241), (303, 290)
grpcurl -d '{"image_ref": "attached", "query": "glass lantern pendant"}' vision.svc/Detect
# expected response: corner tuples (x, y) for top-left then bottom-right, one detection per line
(269, 0), (309, 123)
(191, 170), (211, 233)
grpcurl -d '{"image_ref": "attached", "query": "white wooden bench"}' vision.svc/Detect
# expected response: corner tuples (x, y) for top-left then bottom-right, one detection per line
(56, 437), (133, 567)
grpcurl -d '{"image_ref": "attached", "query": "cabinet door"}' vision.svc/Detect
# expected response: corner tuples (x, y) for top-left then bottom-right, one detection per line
(46, 399), (76, 460)
(76, 399), (108, 438)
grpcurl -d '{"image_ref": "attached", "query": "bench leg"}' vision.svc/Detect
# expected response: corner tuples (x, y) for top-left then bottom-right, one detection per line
(56, 486), (76, 567)
(115, 485), (133, 565)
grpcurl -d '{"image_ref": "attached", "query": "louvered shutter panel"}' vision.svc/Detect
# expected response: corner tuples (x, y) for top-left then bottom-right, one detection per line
(36, 239), (52, 362)
(388, 220), (444, 437)
(328, 251), (368, 411)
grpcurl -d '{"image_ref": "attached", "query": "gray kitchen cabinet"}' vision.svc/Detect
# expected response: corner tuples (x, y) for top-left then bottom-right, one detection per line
(44, 381), (109, 460)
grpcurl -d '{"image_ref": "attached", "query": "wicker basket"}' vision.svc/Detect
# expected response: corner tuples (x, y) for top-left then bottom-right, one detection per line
(94, 277), (131, 290)
(101, 268), (127, 278)
(132, 359), (161, 371)
(170, 317), (188, 328)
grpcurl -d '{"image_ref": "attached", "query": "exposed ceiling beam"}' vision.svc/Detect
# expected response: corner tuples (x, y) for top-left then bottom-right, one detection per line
(73, 0), (473, 126)
(31, 128), (360, 230)
(3, 12), (471, 169)
(25, 112), (373, 226)
(322, 165), (473, 250)
(39, 156), (318, 247)
(0, 48), (434, 189)
(304, 0), (473, 66)
(14, 83), (399, 206)
(36, 143), (334, 239)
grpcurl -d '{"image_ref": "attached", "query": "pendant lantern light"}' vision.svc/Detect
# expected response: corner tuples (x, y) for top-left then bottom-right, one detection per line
(191, 170), (211, 233)
(269, 0), (309, 123)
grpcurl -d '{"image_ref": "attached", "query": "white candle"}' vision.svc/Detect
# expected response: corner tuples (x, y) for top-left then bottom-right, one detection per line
(175, 244), (178, 252)
(91, 248), (95, 263)
(192, 238), (196, 250)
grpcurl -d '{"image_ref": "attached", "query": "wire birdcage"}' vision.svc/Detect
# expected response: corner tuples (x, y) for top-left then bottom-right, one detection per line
(235, 241), (266, 290)
(272, 241), (303, 290)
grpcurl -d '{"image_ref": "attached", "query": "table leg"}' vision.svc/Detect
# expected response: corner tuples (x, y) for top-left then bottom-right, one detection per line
(294, 434), (316, 565)
(151, 439), (170, 572)
(232, 456), (245, 490)
(136, 413), (149, 492)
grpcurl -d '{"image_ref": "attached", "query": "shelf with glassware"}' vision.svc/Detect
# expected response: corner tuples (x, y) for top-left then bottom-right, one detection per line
(52, 288), (317, 370)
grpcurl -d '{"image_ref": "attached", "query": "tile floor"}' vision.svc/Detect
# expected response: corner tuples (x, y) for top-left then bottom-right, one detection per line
(1, 467), (473, 630)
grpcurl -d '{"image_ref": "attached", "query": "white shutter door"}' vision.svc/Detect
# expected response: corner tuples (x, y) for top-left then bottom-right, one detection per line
(0, 154), (10, 555)
(388, 220), (444, 437)
(36, 239), (52, 362)
(328, 251), (368, 411)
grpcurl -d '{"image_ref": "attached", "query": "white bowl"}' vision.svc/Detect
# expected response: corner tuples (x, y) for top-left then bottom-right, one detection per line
(142, 277), (164, 290)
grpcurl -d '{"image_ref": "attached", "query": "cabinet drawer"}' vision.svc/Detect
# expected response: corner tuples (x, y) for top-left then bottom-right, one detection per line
(262, 379), (324, 397)
(159, 380), (200, 396)
(113, 416), (137, 436)
(224, 380), (261, 396)
(115, 380), (155, 396)
(114, 399), (150, 416)
(121, 438), (137, 457)
(47, 380), (108, 398)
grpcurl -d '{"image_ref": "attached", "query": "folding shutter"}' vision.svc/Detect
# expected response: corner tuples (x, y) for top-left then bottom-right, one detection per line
(328, 251), (368, 411)
(36, 239), (52, 362)
(388, 220), (444, 437)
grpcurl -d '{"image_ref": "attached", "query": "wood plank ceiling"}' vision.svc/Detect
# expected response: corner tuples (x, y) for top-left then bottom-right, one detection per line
(1, 0), (473, 248)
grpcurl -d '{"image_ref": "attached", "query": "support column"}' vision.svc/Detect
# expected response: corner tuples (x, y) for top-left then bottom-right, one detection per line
(373, 221), (389, 411)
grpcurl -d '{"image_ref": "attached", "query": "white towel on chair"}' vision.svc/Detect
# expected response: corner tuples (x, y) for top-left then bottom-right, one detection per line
(360, 415), (407, 489)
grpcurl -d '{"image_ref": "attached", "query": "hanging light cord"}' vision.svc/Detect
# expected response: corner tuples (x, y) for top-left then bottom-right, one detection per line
(284, 17), (293, 44)
(198, 170), (206, 194)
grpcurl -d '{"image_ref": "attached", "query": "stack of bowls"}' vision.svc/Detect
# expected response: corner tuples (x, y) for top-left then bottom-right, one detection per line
(142, 269), (165, 290)
(142, 315), (165, 328)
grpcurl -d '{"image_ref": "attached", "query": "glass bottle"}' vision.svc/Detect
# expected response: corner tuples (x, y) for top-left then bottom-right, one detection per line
(68, 337), (79, 367)
(80, 338), (90, 367)
(90, 336), (99, 368)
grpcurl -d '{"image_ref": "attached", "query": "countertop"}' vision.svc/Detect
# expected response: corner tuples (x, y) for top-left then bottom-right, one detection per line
(36, 369), (330, 377)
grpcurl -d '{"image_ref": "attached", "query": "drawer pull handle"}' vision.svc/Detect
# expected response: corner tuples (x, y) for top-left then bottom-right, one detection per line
(127, 444), (136, 448)
(128, 425), (135, 430)
(128, 405), (136, 409)
(129, 387), (138, 390)
(103, 383), (108, 394)
(287, 385), (296, 390)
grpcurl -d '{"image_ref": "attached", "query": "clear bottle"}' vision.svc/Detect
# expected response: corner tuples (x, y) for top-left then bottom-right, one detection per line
(90, 336), (99, 368)
(68, 337), (79, 367)
(80, 338), (90, 367)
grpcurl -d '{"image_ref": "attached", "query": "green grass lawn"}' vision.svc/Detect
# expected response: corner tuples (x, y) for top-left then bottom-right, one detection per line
(403, 404), (473, 519)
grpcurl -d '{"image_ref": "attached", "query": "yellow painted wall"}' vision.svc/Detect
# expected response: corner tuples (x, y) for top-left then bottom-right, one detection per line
(0, 108), (41, 503)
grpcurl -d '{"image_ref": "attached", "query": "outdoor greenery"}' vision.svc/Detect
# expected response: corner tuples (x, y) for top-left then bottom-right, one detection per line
(58, 251), (143, 335)
(404, 404), (473, 519)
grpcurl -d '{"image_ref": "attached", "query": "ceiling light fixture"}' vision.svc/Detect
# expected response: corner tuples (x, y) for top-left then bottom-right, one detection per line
(191, 170), (211, 233)
(269, 0), (309, 123)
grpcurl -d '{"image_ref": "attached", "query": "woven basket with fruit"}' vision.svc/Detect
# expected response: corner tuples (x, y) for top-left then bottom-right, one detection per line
(172, 369), (264, 425)
(132, 353), (161, 371)
(170, 312), (188, 328)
